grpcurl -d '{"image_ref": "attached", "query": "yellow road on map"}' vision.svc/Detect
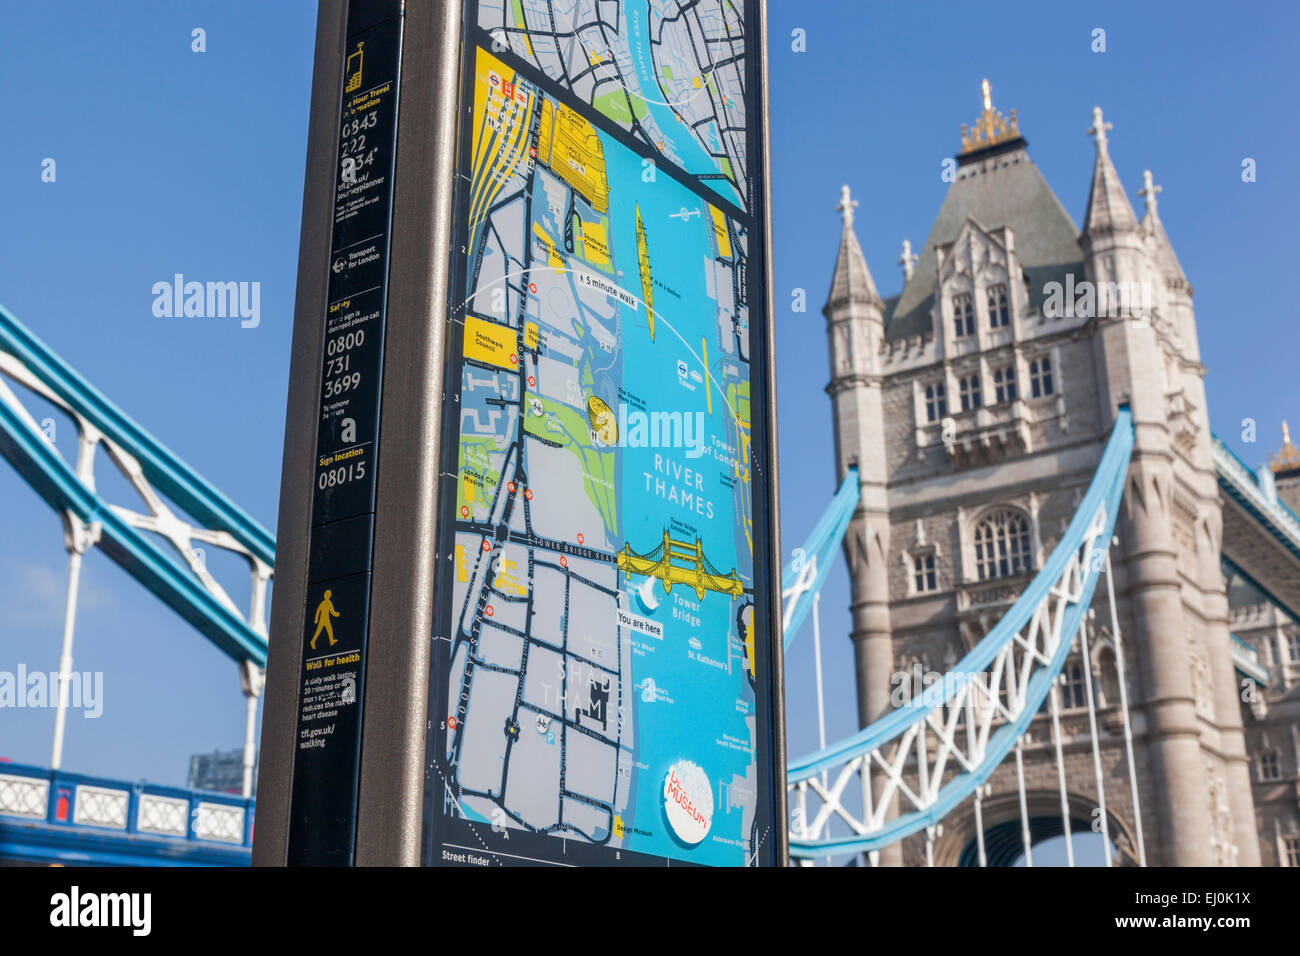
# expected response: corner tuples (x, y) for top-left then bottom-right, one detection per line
(469, 49), (534, 245)
(745, 610), (756, 677)
(709, 204), (732, 259)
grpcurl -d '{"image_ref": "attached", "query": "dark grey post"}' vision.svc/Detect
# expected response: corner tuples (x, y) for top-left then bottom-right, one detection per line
(255, 0), (461, 866)
(253, 0), (347, 868)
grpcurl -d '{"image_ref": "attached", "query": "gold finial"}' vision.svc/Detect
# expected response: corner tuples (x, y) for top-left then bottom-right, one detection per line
(960, 79), (1021, 155)
(1271, 420), (1300, 474)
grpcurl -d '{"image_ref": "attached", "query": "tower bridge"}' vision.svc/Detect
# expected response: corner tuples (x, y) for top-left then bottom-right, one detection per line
(786, 81), (1300, 867)
(3, 85), (1299, 867)
(616, 531), (745, 600)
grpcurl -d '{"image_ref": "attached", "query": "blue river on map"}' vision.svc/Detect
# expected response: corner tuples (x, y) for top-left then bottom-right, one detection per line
(597, 123), (754, 866)
(624, 5), (743, 209)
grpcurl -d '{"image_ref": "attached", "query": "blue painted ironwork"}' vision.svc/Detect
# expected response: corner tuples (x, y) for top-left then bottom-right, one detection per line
(781, 466), (859, 648)
(1230, 633), (1270, 687)
(1213, 433), (1300, 564)
(787, 409), (1134, 857)
(0, 303), (272, 666)
(0, 761), (252, 866)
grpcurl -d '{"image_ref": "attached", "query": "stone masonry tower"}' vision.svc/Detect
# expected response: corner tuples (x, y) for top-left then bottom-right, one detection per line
(822, 185), (901, 865)
(824, 82), (1262, 865)
(1081, 107), (1257, 865)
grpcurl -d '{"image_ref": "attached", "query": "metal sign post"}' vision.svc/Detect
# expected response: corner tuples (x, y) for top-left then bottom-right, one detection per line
(257, 0), (784, 867)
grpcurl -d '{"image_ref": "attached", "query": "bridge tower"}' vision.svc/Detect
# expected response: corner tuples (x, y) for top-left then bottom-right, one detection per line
(1082, 110), (1258, 865)
(822, 186), (900, 865)
(825, 82), (1262, 865)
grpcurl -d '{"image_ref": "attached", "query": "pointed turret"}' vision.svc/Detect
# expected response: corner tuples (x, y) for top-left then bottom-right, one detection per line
(1079, 107), (1151, 327)
(825, 185), (882, 313)
(1137, 167), (1200, 358)
(819, 188), (894, 851)
(1073, 105), (1256, 868)
(1082, 106), (1140, 237)
(1138, 169), (1189, 286)
(824, 186), (884, 386)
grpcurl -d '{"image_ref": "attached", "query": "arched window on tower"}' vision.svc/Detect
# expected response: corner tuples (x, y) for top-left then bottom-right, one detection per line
(987, 284), (1010, 328)
(973, 509), (1033, 580)
(952, 293), (974, 337)
(924, 382), (948, 422)
(1060, 662), (1086, 709)
(912, 553), (937, 593)
(993, 365), (1017, 404)
(1096, 642), (1120, 708)
(1286, 836), (1300, 868)
(959, 374), (982, 411)
(1258, 750), (1282, 782)
(1029, 356), (1054, 397)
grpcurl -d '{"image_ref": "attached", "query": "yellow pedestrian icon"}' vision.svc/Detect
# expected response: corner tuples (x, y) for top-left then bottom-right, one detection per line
(311, 590), (340, 650)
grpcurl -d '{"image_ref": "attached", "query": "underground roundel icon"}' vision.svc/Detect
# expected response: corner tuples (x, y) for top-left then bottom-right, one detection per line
(663, 759), (713, 845)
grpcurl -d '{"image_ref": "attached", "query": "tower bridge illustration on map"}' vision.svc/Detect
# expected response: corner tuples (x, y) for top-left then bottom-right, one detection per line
(616, 531), (745, 600)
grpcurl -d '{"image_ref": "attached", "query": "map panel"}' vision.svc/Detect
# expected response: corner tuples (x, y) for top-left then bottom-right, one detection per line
(477, 0), (749, 211)
(428, 0), (768, 868)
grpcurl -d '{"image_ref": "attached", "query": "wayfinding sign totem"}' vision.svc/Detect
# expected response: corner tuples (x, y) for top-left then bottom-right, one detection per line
(424, 0), (783, 868)
(286, 0), (405, 866)
(260, 0), (783, 868)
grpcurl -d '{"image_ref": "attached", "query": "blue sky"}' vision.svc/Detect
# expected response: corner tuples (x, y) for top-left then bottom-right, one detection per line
(2, 0), (1297, 826)
(1, 1), (315, 782)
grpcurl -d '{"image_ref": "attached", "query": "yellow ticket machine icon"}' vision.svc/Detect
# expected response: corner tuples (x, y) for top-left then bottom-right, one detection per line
(345, 42), (364, 93)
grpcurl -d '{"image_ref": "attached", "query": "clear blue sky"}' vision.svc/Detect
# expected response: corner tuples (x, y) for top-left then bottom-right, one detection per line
(2, 0), (1296, 805)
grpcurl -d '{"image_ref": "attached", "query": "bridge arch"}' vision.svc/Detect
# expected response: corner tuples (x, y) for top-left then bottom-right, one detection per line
(931, 790), (1140, 867)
